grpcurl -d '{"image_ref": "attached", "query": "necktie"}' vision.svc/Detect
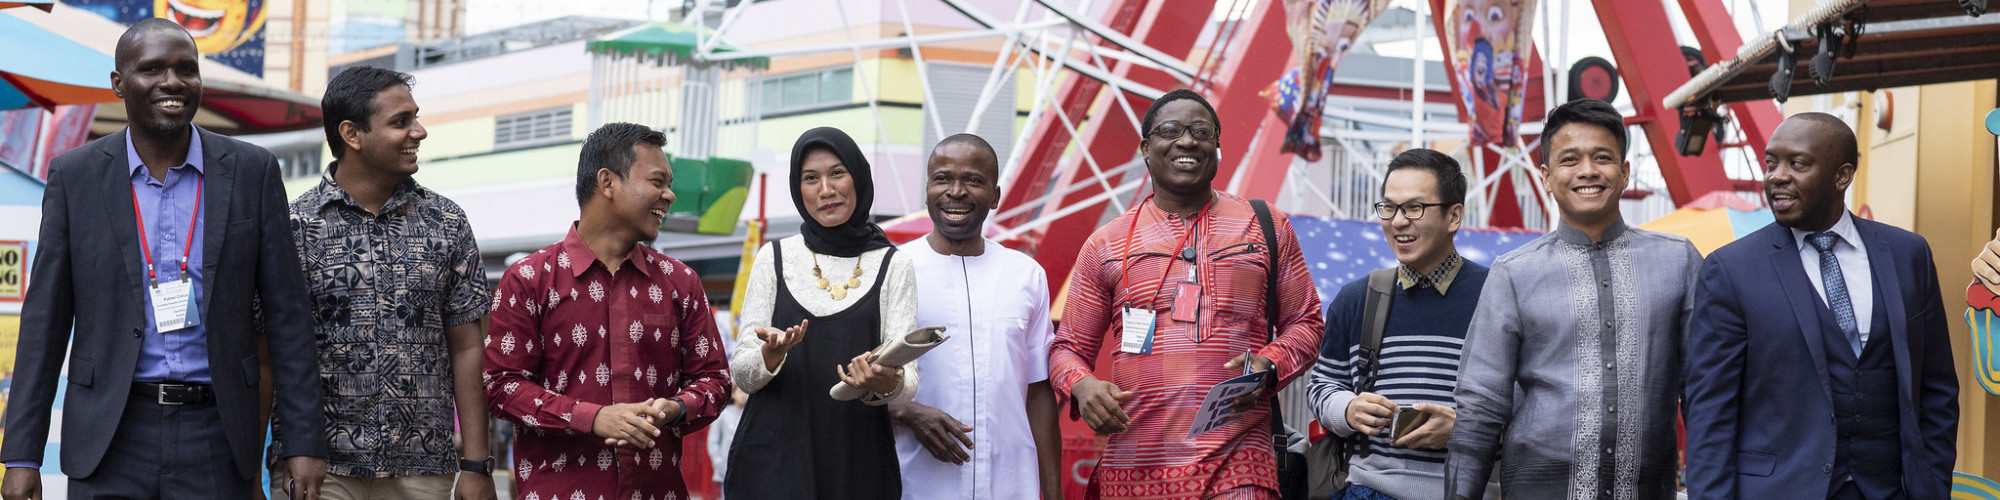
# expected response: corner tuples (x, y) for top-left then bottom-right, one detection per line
(1806, 232), (1861, 356)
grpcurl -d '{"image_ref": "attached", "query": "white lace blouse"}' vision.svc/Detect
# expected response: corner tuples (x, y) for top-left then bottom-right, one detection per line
(729, 235), (919, 405)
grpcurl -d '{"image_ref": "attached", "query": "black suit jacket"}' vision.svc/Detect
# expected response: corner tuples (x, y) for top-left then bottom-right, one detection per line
(1, 128), (327, 481)
(1685, 217), (1957, 500)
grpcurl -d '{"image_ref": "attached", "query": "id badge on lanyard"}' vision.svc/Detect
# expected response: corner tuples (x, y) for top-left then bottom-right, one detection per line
(134, 179), (202, 333)
(1120, 307), (1155, 354)
(150, 278), (198, 332)
(1116, 198), (1208, 355)
(1169, 247), (1201, 323)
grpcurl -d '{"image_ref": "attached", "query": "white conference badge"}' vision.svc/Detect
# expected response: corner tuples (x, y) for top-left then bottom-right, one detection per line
(1120, 307), (1155, 354)
(150, 277), (199, 332)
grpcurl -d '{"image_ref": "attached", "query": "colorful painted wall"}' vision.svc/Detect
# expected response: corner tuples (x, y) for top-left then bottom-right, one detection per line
(1840, 80), (2000, 481)
(61, 0), (269, 76)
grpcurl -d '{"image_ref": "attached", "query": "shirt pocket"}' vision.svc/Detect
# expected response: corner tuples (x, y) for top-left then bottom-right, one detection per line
(397, 236), (452, 328)
(1206, 242), (1271, 324)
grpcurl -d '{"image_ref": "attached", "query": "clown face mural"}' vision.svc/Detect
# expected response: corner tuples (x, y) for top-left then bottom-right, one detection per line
(63, 0), (268, 76)
(1448, 0), (1536, 147)
(157, 0), (267, 55)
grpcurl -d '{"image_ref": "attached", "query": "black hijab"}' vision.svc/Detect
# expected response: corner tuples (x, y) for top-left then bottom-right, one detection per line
(790, 127), (893, 257)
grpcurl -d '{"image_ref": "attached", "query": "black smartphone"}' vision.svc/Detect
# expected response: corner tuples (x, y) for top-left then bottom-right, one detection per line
(1390, 407), (1428, 440)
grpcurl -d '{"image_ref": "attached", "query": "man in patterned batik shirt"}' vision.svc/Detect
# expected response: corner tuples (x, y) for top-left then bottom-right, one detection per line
(484, 122), (733, 500)
(270, 66), (497, 499)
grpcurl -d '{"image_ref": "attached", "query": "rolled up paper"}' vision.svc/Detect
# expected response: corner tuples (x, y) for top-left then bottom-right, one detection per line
(830, 326), (949, 401)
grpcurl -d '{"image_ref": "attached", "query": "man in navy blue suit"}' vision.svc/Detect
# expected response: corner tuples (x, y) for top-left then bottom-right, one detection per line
(1685, 112), (1957, 500)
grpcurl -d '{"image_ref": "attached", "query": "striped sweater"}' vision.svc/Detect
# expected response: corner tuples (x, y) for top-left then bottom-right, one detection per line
(1309, 261), (1489, 500)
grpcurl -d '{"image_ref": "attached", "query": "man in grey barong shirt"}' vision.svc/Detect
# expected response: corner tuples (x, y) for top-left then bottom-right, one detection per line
(1444, 99), (1702, 500)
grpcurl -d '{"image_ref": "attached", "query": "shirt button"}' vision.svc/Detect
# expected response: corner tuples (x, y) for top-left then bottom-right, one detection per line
(1607, 405), (1615, 413)
(1603, 447), (1612, 454)
(1603, 320), (1613, 328)
(1600, 280), (1610, 288)
(1823, 464), (1832, 474)
(1605, 362), (1615, 370)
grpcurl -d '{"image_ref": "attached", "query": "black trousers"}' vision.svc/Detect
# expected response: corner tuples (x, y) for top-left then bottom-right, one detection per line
(68, 396), (252, 499)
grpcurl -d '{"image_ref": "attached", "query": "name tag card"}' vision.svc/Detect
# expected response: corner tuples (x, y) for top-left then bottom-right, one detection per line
(1170, 282), (1201, 323)
(1120, 307), (1156, 354)
(150, 279), (199, 332)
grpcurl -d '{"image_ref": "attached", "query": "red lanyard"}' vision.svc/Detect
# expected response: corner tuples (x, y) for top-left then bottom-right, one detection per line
(132, 177), (202, 286)
(1116, 194), (1208, 309)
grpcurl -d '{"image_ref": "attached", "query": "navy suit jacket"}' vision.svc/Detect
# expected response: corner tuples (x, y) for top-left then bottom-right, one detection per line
(1685, 216), (1957, 500)
(0, 129), (327, 481)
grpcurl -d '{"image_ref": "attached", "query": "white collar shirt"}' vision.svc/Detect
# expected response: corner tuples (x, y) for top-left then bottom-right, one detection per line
(894, 239), (1055, 500)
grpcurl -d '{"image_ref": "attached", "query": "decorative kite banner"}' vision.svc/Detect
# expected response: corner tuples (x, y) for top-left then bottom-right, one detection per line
(1445, 0), (1538, 147)
(1262, 0), (1388, 162)
(1969, 282), (2000, 396)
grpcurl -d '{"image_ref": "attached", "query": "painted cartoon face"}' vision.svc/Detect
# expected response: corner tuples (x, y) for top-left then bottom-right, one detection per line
(1323, 19), (1363, 59)
(1481, 1), (1515, 48)
(1456, 0), (1519, 51)
(1471, 40), (1496, 103)
(1456, 0), (1486, 48)
(155, 0), (265, 54)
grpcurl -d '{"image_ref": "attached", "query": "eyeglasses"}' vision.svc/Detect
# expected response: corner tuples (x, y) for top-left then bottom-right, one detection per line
(1374, 201), (1448, 221)
(1147, 121), (1218, 142)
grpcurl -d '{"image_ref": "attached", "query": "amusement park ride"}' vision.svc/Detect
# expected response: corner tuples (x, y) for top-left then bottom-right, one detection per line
(651, 0), (1995, 284)
(702, 0), (1784, 284)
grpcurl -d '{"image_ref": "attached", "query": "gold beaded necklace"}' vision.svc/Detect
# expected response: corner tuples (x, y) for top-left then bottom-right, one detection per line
(810, 252), (865, 301)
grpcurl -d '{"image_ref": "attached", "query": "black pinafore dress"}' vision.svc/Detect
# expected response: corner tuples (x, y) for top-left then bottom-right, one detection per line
(724, 241), (902, 499)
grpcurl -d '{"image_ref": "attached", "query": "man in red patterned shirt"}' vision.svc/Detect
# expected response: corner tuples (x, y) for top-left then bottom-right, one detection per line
(1050, 89), (1325, 499)
(484, 123), (734, 500)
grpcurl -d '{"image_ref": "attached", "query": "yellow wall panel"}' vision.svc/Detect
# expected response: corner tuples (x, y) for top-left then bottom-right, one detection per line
(1910, 79), (1999, 477)
(420, 116), (499, 159)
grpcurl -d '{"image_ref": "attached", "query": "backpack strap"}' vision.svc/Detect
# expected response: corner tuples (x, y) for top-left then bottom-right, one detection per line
(1252, 199), (1281, 342)
(1356, 268), (1397, 391)
(1249, 199), (1289, 449)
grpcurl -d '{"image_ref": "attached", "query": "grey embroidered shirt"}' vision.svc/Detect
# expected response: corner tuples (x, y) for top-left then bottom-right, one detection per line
(1445, 219), (1701, 500)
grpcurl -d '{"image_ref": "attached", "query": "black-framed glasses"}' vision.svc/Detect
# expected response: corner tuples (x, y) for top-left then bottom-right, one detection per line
(1147, 121), (1218, 142)
(1374, 201), (1448, 221)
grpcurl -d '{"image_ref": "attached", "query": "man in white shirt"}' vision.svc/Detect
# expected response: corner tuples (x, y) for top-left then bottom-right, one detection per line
(892, 134), (1063, 499)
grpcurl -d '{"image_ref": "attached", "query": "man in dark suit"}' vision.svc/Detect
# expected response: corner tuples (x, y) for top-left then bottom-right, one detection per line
(1685, 112), (1958, 500)
(0, 19), (329, 499)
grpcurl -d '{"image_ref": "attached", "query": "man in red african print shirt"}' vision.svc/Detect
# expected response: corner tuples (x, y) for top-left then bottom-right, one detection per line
(1050, 90), (1325, 499)
(485, 123), (733, 500)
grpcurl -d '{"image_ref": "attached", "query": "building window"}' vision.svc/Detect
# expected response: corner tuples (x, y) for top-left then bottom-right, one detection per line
(495, 107), (574, 149)
(277, 148), (324, 181)
(760, 67), (852, 114)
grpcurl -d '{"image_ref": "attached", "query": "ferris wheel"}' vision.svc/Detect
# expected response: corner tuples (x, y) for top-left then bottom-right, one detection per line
(606, 0), (1783, 283)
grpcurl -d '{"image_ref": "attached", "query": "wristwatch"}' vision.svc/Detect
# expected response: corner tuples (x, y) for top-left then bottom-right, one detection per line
(666, 397), (687, 424)
(459, 456), (495, 476)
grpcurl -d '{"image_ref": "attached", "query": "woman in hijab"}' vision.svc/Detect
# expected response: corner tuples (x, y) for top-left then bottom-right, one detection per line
(725, 127), (918, 499)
